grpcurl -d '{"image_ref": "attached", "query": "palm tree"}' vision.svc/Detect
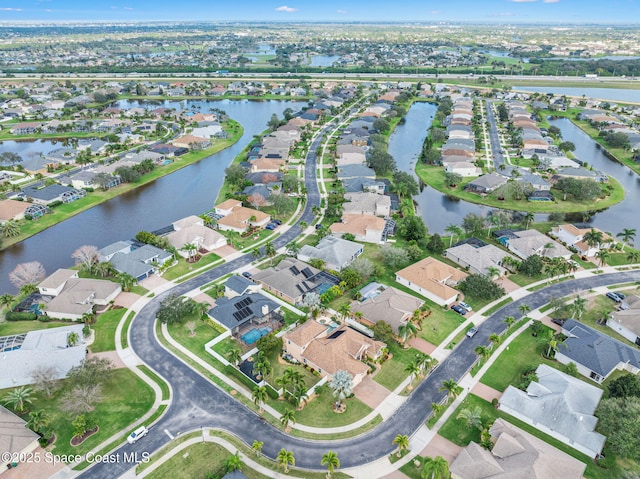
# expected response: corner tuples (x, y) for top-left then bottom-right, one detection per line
(251, 440), (264, 456)
(474, 345), (491, 362)
(291, 384), (309, 409)
(596, 249), (610, 267)
(503, 315), (516, 329)
(67, 331), (79, 347)
(251, 247), (261, 261)
(0, 293), (14, 310)
(439, 379), (462, 400)
(404, 360), (421, 389)
(181, 242), (198, 262)
(27, 409), (50, 433)
(445, 224), (463, 247)
(2, 219), (21, 238)
(321, 450), (340, 478)
(457, 406), (483, 430)
(431, 401), (444, 417)
(416, 353), (436, 376)
(252, 386), (268, 413)
(524, 212), (535, 229)
(518, 304), (531, 318)
(252, 356), (272, 380)
(338, 303), (351, 322)
(227, 348), (242, 367)
(280, 409), (296, 431)
(3, 386), (33, 413)
(489, 333), (501, 346)
(617, 228), (636, 248)
(224, 452), (243, 473)
(420, 455), (450, 479)
(583, 228), (603, 249)
(627, 250), (640, 264)
(398, 321), (418, 344)
(117, 272), (136, 292)
(264, 241), (277, 265)
(572, 295), (587, 319)
(276, 448), (295, 473)
(329, 370), (353, 409)
(486, 266), (501, 280)
(392, 434), (410, 457)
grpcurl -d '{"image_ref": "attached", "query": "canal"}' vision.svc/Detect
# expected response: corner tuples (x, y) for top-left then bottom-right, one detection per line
(0, 99), (306, 293)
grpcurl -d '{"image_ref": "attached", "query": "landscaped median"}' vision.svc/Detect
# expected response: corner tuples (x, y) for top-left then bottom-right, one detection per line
(415, 163), (625, 214)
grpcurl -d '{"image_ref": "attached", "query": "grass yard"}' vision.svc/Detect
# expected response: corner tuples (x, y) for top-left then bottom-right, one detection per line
(373, 344), (422, 391)
(90, 308), (127, 353)
(1, 368), (154, 459)
(287, 389), (373, 427)
(145, 442), (270, 479)
(479, 324), (560, 392)
(439, 394), (624, 479)
(0, 319), (72, 336)
(166, 316), (223, 353)
(508, 272), (544, 287)
(162, 253), (222, 281)
(419, 308), (462, 346)
(265, 350), (320, 394)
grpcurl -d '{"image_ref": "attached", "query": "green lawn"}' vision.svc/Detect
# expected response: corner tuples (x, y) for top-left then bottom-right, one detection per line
(0, 319), (72, 336)
(90, 308), (127, 353)
(439, 394), (623, 479)
(162, 253), (222, 281)
(138, 364), (171, 401)
(166, 316), (222, 353)
(479, 324), (560, 392)
(419, 308), (462, 346)
(373, 343), (422, 391)
(286, 389), (373, 428)
(553, 296), (628, 345)
(265, 350), (320, 395)
(145, 442), (270, 479)
(1, 368), (154, 459)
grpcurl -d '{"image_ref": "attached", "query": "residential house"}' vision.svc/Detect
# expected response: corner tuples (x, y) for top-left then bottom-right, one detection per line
(499, 229), (571, 260)
(350, 286), (424, 335)
(464, 174), (508, 194)
(553, 167), (608, 183)
(172, 135), (211, 150)
(0, 406), (40, 473)
(208, 292), (280, 335)
(444, 243), (516, 277)
(250, 157), (286, 173)
(10, 122), (41, 135)
(214, 199), (242, 216)
(557, 319), (640, 383)
(103, 244), (173, 281)
(38, 269), (121, 320)
(343, 192), (391, 217)
(444, 161), (482, 177)
(283, 320), (385, 387)
(297, 236), (363, 272)
(342, 177), (386, 195)
(0, 325), (87, 391)
(395, 257), (468, 306)
(330, 213), (387, 244)
(167, 215), (227, 256)
(0, 199), (30, 222)
(224, 275), (262, 298)
(607, 307), (640, 346)
(551, 224), (615, 257)
(252, 258), (339, 305)
(450, 418), (587, 479)
(336, 164), (376, 180)
(22, 184), (86, 206)
(216, 204), (270, 233)
(499, 364), (606, 458)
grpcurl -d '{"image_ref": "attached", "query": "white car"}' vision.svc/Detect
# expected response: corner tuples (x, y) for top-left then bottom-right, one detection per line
(127, 426), (148, 444)
(458, 301), (472, 312)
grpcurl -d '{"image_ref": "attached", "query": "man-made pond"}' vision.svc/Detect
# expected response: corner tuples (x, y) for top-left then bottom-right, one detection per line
(0, 99), (305, 293)
(513, 86), (640, 104)
(309, 55), (341, 67)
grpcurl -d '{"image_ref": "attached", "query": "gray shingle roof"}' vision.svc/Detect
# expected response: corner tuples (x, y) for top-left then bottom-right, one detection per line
(208, 293), (279, 330)
(298, 236), (362, 271)
(225, 275), (255, 295)
(561, 319), (640, 377)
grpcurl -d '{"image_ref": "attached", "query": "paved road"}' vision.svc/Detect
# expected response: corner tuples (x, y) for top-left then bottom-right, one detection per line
(78, 101), (640, 478)
(485, 100), (505, 170)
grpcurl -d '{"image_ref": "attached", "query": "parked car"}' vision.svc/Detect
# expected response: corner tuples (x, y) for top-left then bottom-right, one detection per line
(551, 318), (565, 327)
(606, 292), (622, 303)
(242, 271), (252, 279)
(458, 301), (472, 312)
(265, 224), (276, 230)
(466, 327), (478, 338)
(615, 291), (626, 300)
(451, 305), (467, 316)
(273, 219), (283, 225)
(127, 426), (148, 444)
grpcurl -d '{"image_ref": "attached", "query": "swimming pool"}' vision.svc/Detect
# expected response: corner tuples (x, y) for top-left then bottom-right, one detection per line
(241, 327), (272, 345)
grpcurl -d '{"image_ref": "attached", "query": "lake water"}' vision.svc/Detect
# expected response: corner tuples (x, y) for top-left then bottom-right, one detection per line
(513, 86), (640, 103)
(309, 55), (341, 67)
(0, 99), (306, 293)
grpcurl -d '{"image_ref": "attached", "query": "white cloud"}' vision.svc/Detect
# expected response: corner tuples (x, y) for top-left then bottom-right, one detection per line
(336, 9), (348, 14)
(431, 10), (442, 14)
(543, 0), (560, 3)
(0, 7), (23, 11)
(123, 7), (134, 10)
(489, 12), (515, 16)
(275, 5), (297, 12)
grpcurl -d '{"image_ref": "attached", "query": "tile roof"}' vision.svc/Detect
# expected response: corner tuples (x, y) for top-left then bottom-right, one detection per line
(350, 286), (424, 334)
(395, 257), (467, 301)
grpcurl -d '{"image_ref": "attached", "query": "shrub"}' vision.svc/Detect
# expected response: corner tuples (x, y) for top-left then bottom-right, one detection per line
(5, 311), (37, 321)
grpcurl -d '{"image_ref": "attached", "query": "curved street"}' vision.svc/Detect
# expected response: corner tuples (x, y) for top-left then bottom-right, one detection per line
(78, 105), (640, 478)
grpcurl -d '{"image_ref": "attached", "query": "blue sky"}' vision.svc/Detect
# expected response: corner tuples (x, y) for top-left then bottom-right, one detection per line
(0, 0), (638, 23)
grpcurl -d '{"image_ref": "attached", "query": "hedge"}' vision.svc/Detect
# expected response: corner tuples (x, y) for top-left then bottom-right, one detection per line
(5, 311), (37, 321)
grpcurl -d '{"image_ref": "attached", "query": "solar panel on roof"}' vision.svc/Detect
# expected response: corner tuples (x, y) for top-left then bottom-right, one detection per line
(235, 297), (253, 309)
(301, 267), (313, 278)
(296, 285), (305, 294)
(289, 266), (300, 275)
(233, 306), (253, 322)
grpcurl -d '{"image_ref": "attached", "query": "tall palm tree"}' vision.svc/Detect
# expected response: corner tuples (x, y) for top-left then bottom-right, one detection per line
(392, 434), (410, 457)
(445, 224), (463, 247)
(486, 266), (501, 280)
(583, 228), (603, 249)
(0, 293), (14, 310)
(524, 212), (535, 229)
(2, 219), (21, 238)
(338, 303), (351, 322)
(3, 386), (33, 413)
(117, 272), (136, 292)
(503, 315), (516, 329)
(518, 304), (531, 318)
(264, 241), (277, 265)
(439, 379), (462, 400)
(627, 250), (640, 264)
(224, 452), (243, 473)
(420, 455), (450, 479)
(321, 450), (340, 478)
(227, 348), (242, 367)
(252, 356), (272, 381)
(27, 409), (50, 433)
(617, 228), (636, 248)
(329, 370), (353, 409)
(404, 360), (421, 389)
(276, 448), (295, 473)
(489, 333), (501, 346)
(596, 249), (610, 267)
(280, 409), (296, 431)
(398, 321), (418, 344)
(456, 406), (483, 430)
(416, 353), (436, 376)
(252, 386), (268, 413)
(572, 295), (587, 319)
(181, 242), (198, 262)
(251, 440), (264, 456)
(474, 345), (491, 362)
